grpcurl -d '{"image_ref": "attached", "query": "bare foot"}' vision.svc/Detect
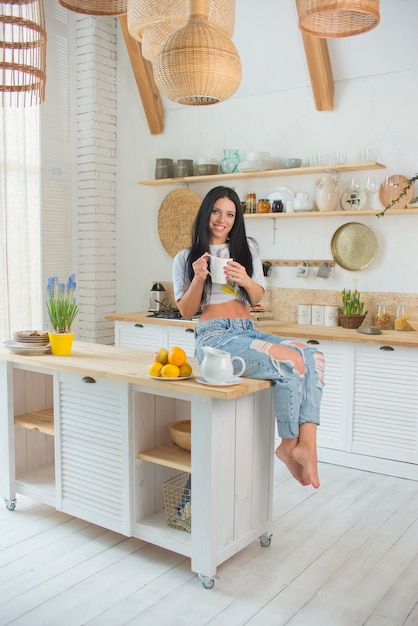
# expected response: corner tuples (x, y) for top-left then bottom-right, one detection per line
(275, 442), (309, 486)
(291, 443), (320, 489)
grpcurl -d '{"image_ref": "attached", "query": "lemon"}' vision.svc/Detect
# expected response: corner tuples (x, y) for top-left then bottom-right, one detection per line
(161, 363), (180, 378)
(148, 362), (163, 377)
(168, 346), (187, 367)
(178, 362), (192, 377)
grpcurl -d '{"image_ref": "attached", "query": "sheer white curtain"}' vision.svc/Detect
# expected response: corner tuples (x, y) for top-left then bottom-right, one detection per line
(0, 107), (43, 341)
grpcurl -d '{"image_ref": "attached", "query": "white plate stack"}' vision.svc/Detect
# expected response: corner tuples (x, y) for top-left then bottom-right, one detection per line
(3, 330), (51, 355)
(238, 151), (276, 172)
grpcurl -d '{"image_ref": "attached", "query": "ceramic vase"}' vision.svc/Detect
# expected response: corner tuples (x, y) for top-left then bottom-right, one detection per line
(316, 174), (339, 212)
(48, 332), (74, 356)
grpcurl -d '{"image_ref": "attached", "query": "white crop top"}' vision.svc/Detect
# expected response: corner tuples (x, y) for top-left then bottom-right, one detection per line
(172, 239), (266, 306)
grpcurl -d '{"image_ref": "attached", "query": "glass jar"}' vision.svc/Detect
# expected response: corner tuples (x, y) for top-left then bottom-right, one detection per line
(394, 301), (411, 331)
(257, 199), (270, 213)
(375, 301), (392, 330)
(220, 149), (240, 174)
(176, 159), (194, 177)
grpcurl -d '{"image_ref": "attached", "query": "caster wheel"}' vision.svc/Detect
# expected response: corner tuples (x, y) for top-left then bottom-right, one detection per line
(202, 579), (215, 590)
(5, 499), (16, 511)
(259, 534), (272, 548)
(198, 573), (217, 589)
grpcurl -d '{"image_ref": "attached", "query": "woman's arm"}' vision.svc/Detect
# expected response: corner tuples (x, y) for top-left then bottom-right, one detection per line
(173, 251), (209, 318)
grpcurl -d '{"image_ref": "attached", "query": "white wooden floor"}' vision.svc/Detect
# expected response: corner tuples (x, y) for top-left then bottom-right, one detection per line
(1, 460), (418, 626)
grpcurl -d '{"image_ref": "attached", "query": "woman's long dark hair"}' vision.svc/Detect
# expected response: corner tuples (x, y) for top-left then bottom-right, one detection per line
(186, 186), (255, 302)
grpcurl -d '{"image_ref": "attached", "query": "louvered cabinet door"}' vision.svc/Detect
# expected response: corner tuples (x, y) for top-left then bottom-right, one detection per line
(55, 371), (132, 535)
(115, 321), (164, 350)
(352, 344), (418, 464)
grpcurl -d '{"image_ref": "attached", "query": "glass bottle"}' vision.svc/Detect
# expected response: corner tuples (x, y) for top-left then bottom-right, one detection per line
(220, 149), (240, 174)
(375, 300), (392, 330)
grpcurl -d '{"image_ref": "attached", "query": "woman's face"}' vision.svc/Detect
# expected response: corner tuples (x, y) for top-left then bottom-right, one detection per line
(208, 196), (236, 244)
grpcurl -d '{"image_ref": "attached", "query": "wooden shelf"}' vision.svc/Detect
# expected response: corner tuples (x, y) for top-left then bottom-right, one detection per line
(138, 161), (385, 186)
(137, 442), (191, 472)
(244, 208), (418, 219)
(14, 408), (54, 436)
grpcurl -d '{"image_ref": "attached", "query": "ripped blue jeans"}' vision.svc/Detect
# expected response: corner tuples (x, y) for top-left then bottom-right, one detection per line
(194, 319), (325, 439)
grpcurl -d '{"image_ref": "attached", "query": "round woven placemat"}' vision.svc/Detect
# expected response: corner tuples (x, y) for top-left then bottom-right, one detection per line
(158, 188), (202, 257)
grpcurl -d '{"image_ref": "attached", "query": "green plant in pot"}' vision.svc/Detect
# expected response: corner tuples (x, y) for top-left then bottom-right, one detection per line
(46, 274), (79, 355)
(338, 288), (367, 329)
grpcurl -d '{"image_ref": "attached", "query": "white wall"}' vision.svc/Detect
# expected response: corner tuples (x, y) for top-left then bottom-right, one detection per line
(115, 0), (418, 312)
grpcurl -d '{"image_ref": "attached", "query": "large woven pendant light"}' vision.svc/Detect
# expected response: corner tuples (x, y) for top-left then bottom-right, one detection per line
(0, 0), (47, 106)
(298, 0), (380, 38)
(128, 0), (235, 62)
(58, 0), (127, 16)
(153, 0), (241, 106)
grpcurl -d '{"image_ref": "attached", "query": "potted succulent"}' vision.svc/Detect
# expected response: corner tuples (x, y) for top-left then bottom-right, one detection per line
(377, 172), (418, 217)
(46, 274), (79, 355)
(338, 287), (367, 329)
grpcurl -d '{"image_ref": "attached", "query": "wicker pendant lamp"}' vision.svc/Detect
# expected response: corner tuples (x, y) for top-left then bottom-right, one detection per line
(128, 0), (235, 62)
(153, 0), (241, 106)
(298, 0), (380, 38)
(0, 0), (47, 106)
(58, 0), (127, 16)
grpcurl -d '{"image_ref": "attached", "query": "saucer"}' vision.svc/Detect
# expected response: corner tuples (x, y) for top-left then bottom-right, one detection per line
(196, 377), (243, 386)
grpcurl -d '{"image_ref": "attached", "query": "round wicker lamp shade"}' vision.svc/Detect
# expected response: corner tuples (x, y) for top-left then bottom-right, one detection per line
(153, 0), (241, 106)
(58, 0), (127, 16)
(0, 0), (47, 106)
(128, 0), (235, 62)
(298, 0), (380, 38)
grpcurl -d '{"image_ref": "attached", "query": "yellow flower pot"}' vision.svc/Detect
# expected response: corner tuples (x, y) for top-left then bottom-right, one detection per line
(48, 332), (74, 356)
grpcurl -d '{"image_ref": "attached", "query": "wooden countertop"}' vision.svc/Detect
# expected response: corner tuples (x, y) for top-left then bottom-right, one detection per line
(106, 312), (418, 348)
(0, 341), (271, 400)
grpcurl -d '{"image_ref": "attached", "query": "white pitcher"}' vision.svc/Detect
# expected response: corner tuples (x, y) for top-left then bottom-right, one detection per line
(200, 346), (246, 384)
(316, 174), (339, 212)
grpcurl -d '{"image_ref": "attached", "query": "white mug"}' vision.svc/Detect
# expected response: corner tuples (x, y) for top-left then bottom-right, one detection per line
(312, 305), (325, 326)
(296, 261), (309, 278)
(297, 304), (312, 324)
(209, 254), (232, 284)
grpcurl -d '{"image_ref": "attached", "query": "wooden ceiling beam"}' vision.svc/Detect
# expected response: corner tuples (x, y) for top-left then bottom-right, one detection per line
(118, 15), (164, 135)
(301, 31), (334, 111)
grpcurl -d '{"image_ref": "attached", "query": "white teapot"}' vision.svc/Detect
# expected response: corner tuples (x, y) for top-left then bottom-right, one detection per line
(294, 191), (313, 212)
(200, 346), (246, 384)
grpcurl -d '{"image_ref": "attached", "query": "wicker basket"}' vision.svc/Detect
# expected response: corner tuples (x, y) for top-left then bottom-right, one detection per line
(297, 0), (380, 38)
(163, 472), (191, 532)
(338, 308), (367, 329)
(169, 420), (191, 451)
(58, 0), (127, 15)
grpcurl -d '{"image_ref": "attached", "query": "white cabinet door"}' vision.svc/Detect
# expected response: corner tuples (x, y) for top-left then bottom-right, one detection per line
(166, 325), (195, 356)
(352, 343), (418, 464)
(302, 338), (353, 452)
(115, 321), (164, 351)
(55, 371), (132, 535)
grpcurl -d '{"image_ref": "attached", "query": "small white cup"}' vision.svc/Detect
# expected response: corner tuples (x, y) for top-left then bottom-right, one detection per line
(312, 305), (325, 326)
(298, 304), (312, 324)
(209, 254), (231, 284)
(296, 261), (309, 278)
(324, 305), (339, 327)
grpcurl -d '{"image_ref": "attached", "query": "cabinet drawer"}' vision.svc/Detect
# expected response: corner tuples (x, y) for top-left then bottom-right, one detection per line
(167, 326), (195, 356)
(115, 321), (164, 351)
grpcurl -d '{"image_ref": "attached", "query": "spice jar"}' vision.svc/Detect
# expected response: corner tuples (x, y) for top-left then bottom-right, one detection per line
(155, 158), (174, 179)
(375, 300), (392, 330)
(246, 192), (257, 214)
(257, 199), (270, 213)
(394, 301), (411, 331)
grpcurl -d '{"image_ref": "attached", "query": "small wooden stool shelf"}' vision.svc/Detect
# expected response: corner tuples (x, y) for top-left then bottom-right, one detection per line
(137, 442), (191, 472)
(14, 408), (54, 436)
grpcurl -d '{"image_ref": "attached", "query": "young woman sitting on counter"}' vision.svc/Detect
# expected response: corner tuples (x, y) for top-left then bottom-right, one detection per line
(172, 186), (325, 488)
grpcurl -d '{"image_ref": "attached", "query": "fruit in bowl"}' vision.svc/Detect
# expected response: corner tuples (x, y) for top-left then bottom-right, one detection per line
(147, 346), (192, 378)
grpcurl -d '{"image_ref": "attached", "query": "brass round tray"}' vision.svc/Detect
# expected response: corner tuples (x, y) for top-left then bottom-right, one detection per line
(331, 222), (377, 271)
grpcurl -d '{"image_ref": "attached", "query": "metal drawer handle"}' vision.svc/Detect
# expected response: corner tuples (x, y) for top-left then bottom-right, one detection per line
(185, 328), (194, 333)
(134, 323), (144, 328)
(82, 376), (96, 383)
(379, 345), (394, 352)
(307, 339), (320, 345)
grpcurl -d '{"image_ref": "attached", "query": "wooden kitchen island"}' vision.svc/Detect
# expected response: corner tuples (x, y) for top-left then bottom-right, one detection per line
(0, 342), (273, 588)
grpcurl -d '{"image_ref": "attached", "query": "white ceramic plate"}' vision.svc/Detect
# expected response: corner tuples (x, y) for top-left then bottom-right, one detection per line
(340, 187), (368, 211)
(3, 340), (51, 355)
(267, 186), (295, 206)
(196, 377), (243, 386)
(237, 160), (276, 172)
(147, 374), (193, 381)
